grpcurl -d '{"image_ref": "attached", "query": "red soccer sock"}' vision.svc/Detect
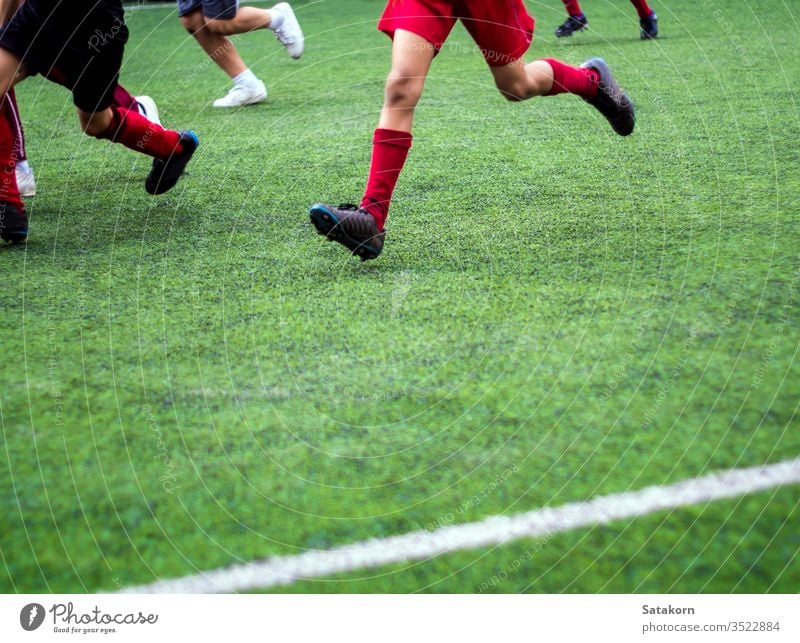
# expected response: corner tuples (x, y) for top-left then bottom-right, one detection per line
(98, 106), (182, 160)
(360, 128), (412, 231)
(562, 0), (584, 17)
(543, 58), (599, 99)
(6, 89), (27, 162)
(112, 84), (139, 113)
(629, 0), (654, 19)
(0, 95), (24, 211)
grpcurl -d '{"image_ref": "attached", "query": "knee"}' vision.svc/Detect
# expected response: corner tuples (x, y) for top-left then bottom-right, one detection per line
(384, 72), (423, 109)
(180, 11), (206, 36)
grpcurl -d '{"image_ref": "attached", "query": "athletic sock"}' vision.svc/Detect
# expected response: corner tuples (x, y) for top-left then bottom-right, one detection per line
(543, 59), (599, 99)
(267, 7), (285, 31)
(113, 84), (138, 112)
(629, 0), (654, 19)
(360, 128), (412, 231)
(562, 0), (584, 18)
(0, 97), (24, 210)
(233, 68), (260, 88)
(5, 88), (27, 163)
(97, 106), (183, 160)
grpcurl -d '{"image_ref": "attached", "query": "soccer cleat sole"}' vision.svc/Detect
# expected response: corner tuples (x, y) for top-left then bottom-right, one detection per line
(309, 204), (382, 262)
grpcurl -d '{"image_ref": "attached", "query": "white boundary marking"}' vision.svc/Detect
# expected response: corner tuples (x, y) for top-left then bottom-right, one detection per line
(122, 458), (800, 593)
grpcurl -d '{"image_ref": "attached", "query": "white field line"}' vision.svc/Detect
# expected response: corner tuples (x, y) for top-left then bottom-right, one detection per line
(122, 457), (800, 593)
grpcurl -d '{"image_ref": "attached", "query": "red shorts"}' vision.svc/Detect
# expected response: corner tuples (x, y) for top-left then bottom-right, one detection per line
(378, 0), (534, 67)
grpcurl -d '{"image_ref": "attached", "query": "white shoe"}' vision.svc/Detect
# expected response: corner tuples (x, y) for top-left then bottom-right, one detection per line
(16, 166), (36, 198)
(135, 95), (161, 126)
(212, 80), (268, 108)
(272, 2), (304, 59)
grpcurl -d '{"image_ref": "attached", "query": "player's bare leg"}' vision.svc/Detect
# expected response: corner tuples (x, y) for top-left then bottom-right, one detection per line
(205, 7), (273, 34)
(490, 56), (635, 136)
(310, 29), (434, 261)
(205, 3), (304, 59)
(77, 107), (114, 137)
(180, 8), (266, 107)
(490, 58), (554, 101)
(180, 8), (246, 77)
(377, 29), (435, 133)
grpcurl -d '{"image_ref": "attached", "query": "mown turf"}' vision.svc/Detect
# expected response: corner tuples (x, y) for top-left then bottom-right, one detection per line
(264, 486), (800, 593)
(1, 0), (798, 593)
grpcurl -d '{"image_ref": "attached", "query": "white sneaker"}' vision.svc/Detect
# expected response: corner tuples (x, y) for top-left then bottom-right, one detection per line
(16, 165), (36, 198)
(272, 2), (304, 59)
(212, 80), (268, 108)
(135, 95), (161, 126)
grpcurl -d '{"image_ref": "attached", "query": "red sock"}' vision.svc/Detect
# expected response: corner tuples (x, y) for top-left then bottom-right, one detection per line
(112, 84), (139, 113)
(6, 89), (26, 162)
(543, 59), (599, 99)
(562, 0), (584, 17)
(629, 0), (654, 19)
(361, 128), (412, 230)
(0, 95), (23, 211)
(98, 106), (182, 160)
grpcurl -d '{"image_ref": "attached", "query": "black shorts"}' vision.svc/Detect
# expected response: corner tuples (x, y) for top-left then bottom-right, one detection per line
(0, 0), (128, 112)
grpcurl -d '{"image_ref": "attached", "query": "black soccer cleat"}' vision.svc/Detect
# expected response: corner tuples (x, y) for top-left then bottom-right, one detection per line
(640, 12), (658, 39)
(145, 130), (199, 195)
(309, 203), (385, 262)
(581, 57), (635, 136)
(0, 202), (28, 244)
(555, 14), (588, 38)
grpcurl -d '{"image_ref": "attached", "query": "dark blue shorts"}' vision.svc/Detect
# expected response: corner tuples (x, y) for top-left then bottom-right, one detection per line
(177, 0), (240, 20)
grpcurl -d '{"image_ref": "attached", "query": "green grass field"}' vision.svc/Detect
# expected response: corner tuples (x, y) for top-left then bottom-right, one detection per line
(1, 0), (798, 593)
